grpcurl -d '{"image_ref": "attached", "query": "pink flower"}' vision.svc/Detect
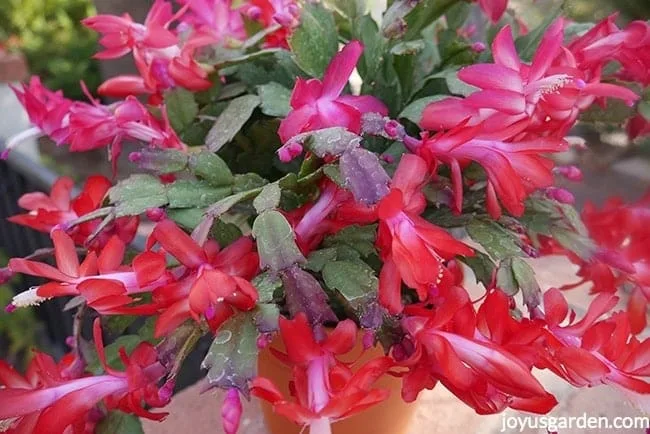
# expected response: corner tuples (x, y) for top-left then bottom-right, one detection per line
(0, 319), (168, 433)
(82, 0), (178, 59)
(176, 0), (246, 44)
(3, 77), (72, 158)
(67, 95), (184, 168)
(421, 20), (638, 139)
(278, 41), (388, 143)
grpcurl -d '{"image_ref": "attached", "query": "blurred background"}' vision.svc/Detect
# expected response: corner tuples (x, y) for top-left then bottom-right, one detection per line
(0, 0), (648, 372)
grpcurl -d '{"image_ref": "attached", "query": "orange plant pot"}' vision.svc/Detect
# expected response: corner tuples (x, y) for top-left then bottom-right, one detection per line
(257, 334), (417, 434)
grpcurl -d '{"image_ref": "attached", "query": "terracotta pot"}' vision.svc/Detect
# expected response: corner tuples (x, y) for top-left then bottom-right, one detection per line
(257, 334), (416, 434)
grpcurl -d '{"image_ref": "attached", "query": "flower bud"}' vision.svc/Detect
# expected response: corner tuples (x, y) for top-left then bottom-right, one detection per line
(222, 388), (243, 434)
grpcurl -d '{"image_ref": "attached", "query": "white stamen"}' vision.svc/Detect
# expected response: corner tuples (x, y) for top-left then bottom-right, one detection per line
(12, 287), (48, 308)
(0, 417), (19, 432)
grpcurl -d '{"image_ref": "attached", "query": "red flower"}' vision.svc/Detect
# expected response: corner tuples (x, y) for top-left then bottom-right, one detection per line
(146, 220), (259, 337)
(538, 288), (650, 396)
(418, 123), (566, 219)
(376, 154), (473, 313)
(0, 319), (168, 433)
(8, 175), (138, 248)
(251, 314), (392, 432)
(8, 229), (167, 315)
(278, 41), (388, 143)
(400, 286), (557, 414)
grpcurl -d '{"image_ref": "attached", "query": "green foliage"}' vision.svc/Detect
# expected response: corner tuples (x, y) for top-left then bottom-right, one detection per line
(288, 3), (339, 77)
(0, 0), (100, 99)
(201, 312), (258, 395)
(96, 411), (144, 434)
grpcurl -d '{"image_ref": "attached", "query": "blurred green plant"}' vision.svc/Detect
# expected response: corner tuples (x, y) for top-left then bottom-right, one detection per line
(0, 0), (101, 99)
(0, 252), (40, 367)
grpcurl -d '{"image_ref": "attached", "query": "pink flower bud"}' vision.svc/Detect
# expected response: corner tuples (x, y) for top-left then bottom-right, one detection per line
(277, 142), (303, 162)
(554, 165), (583, 181)
(257, 333), (273, 349)
(384, 120), (400, 138)
(128, 151), (142, 163)
(362, 331), (375, 350)
(471, 42), (486, 53)
(146, 207), (167, 222)
(0, 267), (14, 284)
(381, 154), (394, 163)
(222, 388), (243, 434)
(545, 187), (575, 204)
(5, 304), (16, 313)
(205, 304), (216, 320)
(274, 11), (295, 27)
(246, 6), (262, 20)
(574, 78), (586, 89)
(158, 380), (175, 403)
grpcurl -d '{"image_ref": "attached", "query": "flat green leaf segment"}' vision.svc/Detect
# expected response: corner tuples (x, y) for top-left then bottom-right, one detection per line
(201, 313), (258, 395)
(289, 3), (339, 77)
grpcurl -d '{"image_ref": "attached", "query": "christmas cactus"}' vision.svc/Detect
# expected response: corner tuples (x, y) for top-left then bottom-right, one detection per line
(2, 0), (650, 433)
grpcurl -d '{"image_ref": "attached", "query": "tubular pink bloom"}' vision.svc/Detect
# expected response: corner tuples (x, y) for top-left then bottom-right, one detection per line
(7, 230), (169, 314)
(83, 0), (178, 59)
(0, 319), (168, 433)
(3, 77), (72, 158)
(145, 220), (259, 337)
(8, 175), (138, 248)
(420, 20), (639, 140)
(376, 155), (474, 313)
(278, 41), (388, 143)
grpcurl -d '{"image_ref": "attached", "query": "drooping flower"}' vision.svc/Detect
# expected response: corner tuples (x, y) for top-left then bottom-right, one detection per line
(417, 124), (567, 219)
(278, 41), (388, 143)
(8, 230), (168, 314)
(376, 154), (474, 314)
(145, 219), (259, 337)
(8, 175), (138, 248)
(3, 77), (72, 158)
(251, 314), (392, 433)
(0, 319), (168, 433)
